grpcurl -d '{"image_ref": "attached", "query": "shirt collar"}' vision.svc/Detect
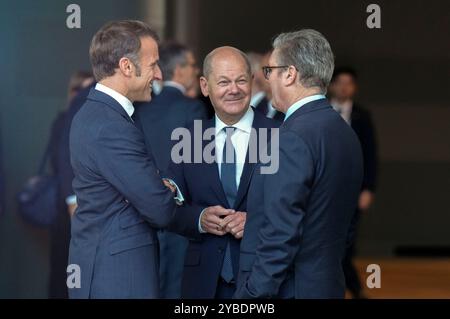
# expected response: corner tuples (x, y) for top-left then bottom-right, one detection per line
(95, 83), (134, 118)
(284, 94), (326, 121)
(331, 99), (353, 113)
(250, 91), (266, 107)
(215, 106), (254, 135)
(164, 81), (186, 94)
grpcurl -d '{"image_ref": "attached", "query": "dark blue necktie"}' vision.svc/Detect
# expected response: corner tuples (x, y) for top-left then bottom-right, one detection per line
(220, 126), (236, 283)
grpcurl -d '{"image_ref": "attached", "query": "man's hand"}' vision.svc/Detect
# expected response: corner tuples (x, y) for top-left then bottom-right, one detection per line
(68, 203), (77, 217)
(201, 205), (235, 236)
(162, 179), (176, 193)
(220, 211), (247, 239)
(359, 190), (375, 211)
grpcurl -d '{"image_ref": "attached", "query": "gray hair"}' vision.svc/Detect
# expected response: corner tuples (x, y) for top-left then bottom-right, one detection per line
(202, 46), (252, 79)
(158, 42), (190, 81)
(272, 29), (334, 93)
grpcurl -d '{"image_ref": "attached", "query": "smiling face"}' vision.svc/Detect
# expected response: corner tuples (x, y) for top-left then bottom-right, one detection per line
(200, 48), (251, 125)
(129, 36), (162, 102)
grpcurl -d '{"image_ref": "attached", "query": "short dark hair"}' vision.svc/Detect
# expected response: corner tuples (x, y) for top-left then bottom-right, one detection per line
(89, 20), (159, 81)
(158, 42), (190, 81)
(331, 66), (358, 82)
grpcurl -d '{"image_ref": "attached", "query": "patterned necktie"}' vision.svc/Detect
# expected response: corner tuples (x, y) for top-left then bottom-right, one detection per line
(220, 126), (236, 283)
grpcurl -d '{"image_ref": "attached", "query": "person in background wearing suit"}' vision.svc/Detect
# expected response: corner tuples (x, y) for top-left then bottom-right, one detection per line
(329, 66), (378, 299)
(247, 51), (284, 122)
(234, 29), (363, 299)
(68, 20), (176, 299)
(48, 71), (94, 299)
(167, 46), (279, 298)
(134, 42), (208, 298)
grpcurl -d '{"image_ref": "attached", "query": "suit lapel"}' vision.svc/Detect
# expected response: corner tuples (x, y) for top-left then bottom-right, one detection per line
(87, 88), (134, 124)
(201, 118), (230, 208)
(233, 110), (268, 209)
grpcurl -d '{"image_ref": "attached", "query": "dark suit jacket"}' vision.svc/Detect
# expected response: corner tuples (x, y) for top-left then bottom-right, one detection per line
(68, 88), (176, 298)
(254, 97), (285, 122)
(167, 109), (279, 298)
(351, 104), (378, 192)
(134, 86), (208, 174)
(48, 84), (93, 298)
(56, 85), (94, 204)
(235, 98), (363, 299)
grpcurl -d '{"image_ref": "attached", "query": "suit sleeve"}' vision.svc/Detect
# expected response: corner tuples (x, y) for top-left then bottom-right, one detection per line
(165, 155), (204, 240)
(57, 115), (76, 202)
(93, 121), (176, 229)
(235, 130), (314, 298)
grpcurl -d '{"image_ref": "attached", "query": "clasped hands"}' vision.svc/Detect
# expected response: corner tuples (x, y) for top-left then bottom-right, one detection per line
(161, 180), (246, 239)
(200, 205), (246, 239)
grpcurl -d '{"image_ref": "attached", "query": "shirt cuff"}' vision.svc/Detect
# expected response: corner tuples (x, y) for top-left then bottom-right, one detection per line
(163, 178), (184, 206)
(66, 195), (77, 206)
(198, 208), (207, 233)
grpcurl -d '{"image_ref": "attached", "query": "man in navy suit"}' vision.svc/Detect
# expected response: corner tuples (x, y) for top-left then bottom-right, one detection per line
(134, 42), (208, 298)
(167, 47), (279, 298)
(68, 20), (176, 299)
(234, 29), (363, 299)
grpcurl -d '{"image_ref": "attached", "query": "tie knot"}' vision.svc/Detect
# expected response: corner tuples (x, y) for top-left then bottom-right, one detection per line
(223, 126), (235, 137)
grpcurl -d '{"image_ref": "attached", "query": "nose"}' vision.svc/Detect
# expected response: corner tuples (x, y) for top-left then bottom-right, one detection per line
(229, 81), (239, 94)
(154, 64), (162, 81)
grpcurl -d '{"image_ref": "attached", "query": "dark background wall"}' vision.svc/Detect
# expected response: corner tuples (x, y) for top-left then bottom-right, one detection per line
(0, 0), (448, 297)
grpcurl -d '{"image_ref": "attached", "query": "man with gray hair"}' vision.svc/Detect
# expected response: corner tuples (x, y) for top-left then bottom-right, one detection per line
(234, 29), (363, 298)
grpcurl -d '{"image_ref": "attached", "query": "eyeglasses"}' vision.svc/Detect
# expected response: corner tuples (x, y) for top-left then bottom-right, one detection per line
(262, 65), (289, 80)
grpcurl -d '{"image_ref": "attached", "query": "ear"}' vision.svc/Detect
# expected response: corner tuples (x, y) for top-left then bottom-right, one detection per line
(284, 65), (297, 86)
(118, 57), (133, 77)
(199, 76), (209, 97)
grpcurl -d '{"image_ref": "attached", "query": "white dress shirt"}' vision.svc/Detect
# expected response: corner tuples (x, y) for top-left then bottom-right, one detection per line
(284, 94), (326, 121)
(95, 83), (135, 118)
(198, 107), (255, 233)
(215, 107), (254, 187)
(331, 99), (353, 125)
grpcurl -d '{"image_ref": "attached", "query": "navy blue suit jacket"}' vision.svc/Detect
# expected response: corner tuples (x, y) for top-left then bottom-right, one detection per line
(234, 99), (363, 299)
(134, 86), (208, 174)
(254, 97), (285, 122)
(351, 104), (378, 192)
(56, 84), (94, 204)
(167, 109), (279, 298)
(68, 89), (176, 298)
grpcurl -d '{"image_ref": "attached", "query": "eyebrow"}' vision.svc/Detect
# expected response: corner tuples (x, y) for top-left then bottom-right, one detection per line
(216, 74), (248, 81)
